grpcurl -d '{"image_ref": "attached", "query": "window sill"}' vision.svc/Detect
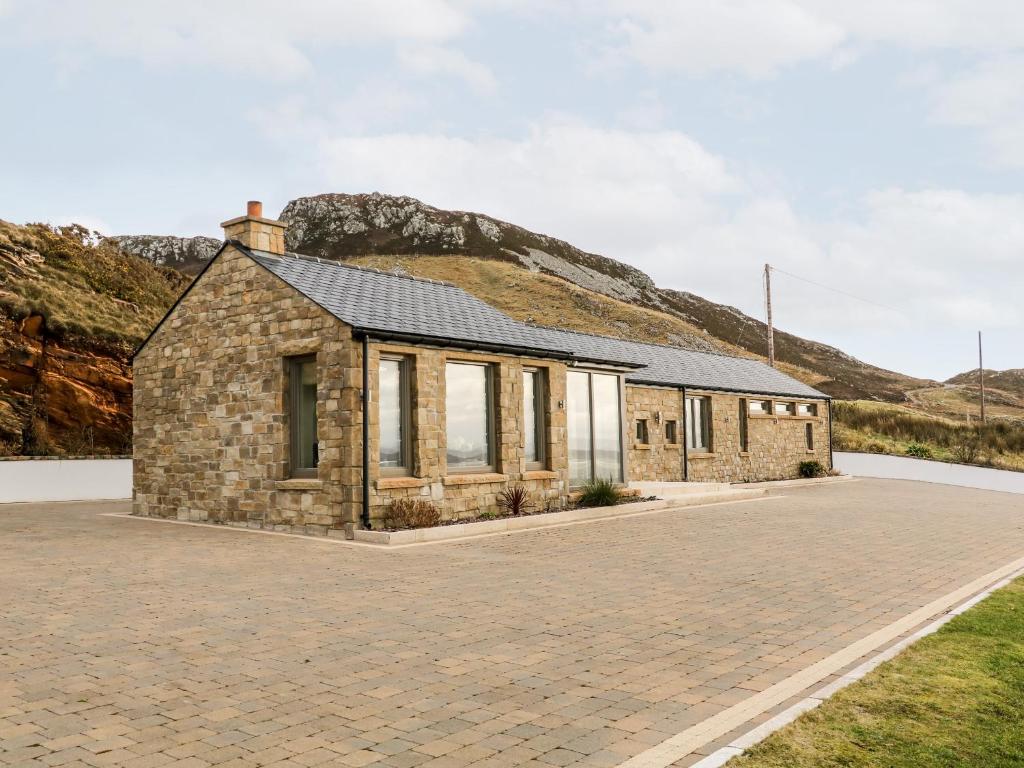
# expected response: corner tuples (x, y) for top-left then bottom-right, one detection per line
(633, 444), (652, 451)
(739, 451), (751, 457)
(688, 453), (718, 460)
(443, 473), (508, 486)
(376, 476), (429, 490)
(663, 443), (681, 450)
(522, 469), (558, 481)
(276, 479), (323, 491)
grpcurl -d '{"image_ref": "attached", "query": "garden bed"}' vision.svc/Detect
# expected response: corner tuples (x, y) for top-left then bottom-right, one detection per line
(353, 488), (767, 546)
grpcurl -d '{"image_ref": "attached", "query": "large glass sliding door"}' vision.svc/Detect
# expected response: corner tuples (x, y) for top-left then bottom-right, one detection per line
(566, 370), (623, 486)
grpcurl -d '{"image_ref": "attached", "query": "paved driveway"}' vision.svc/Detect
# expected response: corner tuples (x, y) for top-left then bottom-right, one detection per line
(2, 479), (1024, 768)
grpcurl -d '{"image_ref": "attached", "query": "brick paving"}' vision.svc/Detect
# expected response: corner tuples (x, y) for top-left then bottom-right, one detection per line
(2, 479), (1024, 767)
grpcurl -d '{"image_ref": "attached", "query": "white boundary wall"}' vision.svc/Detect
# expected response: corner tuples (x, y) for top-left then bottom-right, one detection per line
(0, 459), (132, 503)
(835, 451), (1024, 495)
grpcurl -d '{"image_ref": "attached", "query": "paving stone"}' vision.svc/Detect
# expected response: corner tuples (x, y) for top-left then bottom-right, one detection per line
(3, 480), (1024, 767)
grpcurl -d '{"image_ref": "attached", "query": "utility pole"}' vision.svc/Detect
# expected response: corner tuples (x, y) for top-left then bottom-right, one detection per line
(978, 331), (986, 424)
(764, 263), (775, 368)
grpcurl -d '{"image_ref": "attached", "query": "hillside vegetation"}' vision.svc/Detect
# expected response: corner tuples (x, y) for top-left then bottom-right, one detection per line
(833, 400), (1024, 472)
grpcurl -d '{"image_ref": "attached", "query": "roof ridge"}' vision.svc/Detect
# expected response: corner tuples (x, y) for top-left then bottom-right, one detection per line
(255, 247), (457, 288)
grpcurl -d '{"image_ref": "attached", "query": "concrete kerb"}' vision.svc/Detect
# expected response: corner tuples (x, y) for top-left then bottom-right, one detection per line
(647, 561), (1024, 768)
(103, 490), (782, 550)
(737, 475), (858, 490)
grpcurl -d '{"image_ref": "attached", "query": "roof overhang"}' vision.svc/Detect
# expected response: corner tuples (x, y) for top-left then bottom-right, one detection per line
(355, 328), (644, 371)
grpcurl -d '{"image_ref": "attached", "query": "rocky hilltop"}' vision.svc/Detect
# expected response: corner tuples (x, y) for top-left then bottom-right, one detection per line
(279, 193), (662, 308)
(104, 234), (220, 275)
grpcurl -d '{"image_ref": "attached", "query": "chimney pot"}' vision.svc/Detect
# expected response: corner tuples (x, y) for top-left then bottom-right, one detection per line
(247, 200), (263, 218)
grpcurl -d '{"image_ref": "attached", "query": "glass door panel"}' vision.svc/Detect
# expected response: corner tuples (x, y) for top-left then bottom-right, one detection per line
(592, 373), (623, 483)
(566, 371), (592, 486)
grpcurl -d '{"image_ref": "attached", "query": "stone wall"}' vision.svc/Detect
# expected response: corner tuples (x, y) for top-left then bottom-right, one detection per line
(133, 245), (359, 533)
(625, 385), (684, 482)
(625, 385), (831, 484)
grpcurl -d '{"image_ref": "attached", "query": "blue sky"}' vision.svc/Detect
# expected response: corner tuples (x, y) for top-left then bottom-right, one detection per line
(2, 1), (1022, 382)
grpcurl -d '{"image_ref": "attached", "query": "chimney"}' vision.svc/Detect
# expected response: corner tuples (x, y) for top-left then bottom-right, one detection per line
(221, 200), (287, 255)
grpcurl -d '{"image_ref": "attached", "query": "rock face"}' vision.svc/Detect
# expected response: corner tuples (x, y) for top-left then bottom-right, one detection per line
(105, 234), (220, 275)
(0, 312), (131, 454)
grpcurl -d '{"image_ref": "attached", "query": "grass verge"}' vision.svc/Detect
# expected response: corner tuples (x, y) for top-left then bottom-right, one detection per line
(729, 577), (1024, 767)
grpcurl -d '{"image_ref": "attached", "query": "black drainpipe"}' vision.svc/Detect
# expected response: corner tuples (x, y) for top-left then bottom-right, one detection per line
(827, 398), (834, 472)
(361, 335), (372, 530)
(681, 386), (689, 481)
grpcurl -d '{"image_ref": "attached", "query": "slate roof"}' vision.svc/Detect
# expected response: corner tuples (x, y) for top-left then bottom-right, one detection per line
(246, 246), (828, 400)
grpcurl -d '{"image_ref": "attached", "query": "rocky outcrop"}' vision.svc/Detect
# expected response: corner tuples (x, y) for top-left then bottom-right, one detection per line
(106, 234), (220, 275)
(280, 193), (664, 308)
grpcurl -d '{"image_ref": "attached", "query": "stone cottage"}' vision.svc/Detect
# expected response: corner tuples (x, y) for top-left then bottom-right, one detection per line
(133, 203), (832, 533)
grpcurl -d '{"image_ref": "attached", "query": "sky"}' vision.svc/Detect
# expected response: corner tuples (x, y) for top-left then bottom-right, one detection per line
(1, 0), (1022, 381)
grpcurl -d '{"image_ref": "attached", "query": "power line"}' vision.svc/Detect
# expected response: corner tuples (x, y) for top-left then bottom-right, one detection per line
(768, 265), (905, 315)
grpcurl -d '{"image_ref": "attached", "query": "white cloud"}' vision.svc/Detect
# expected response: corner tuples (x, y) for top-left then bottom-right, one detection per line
(596, 0), (845, 78)
(929, 55), (1024, 167)
(5, 0), (471, 79)
(592, 1), (1024, 77)
(397, 45), (497, 92)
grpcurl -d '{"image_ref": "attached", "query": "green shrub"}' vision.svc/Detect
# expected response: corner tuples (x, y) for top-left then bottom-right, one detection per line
(799, 460), (826, 478)
(576, 478), (622, 507)
(905, 442), (933, 459)
(382, 498), (442, 530)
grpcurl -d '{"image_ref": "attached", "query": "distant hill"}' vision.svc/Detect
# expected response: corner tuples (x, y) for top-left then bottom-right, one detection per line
(947, 369), (1024, 397)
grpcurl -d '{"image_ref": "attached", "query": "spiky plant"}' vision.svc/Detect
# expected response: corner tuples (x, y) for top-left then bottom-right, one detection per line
(498, 484), (532, 516)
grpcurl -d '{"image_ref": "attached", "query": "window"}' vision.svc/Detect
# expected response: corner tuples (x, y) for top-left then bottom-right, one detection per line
(797, 402), (818, 416)
(685, 396), (711, 453)
(523, 368), (546, 468)
(805, 422), (814, 450)
(379, 357), (410, 473)
(445, 362), (493, 471)
(775, 401), (796, 416)
(665, 420), (678, 444)
(749, 400), (770, 415)
(738, 399), (749, 452)
(567, 370), (623, 486)
(635, 419), (649, 444)
(288, 356), (318, 477)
